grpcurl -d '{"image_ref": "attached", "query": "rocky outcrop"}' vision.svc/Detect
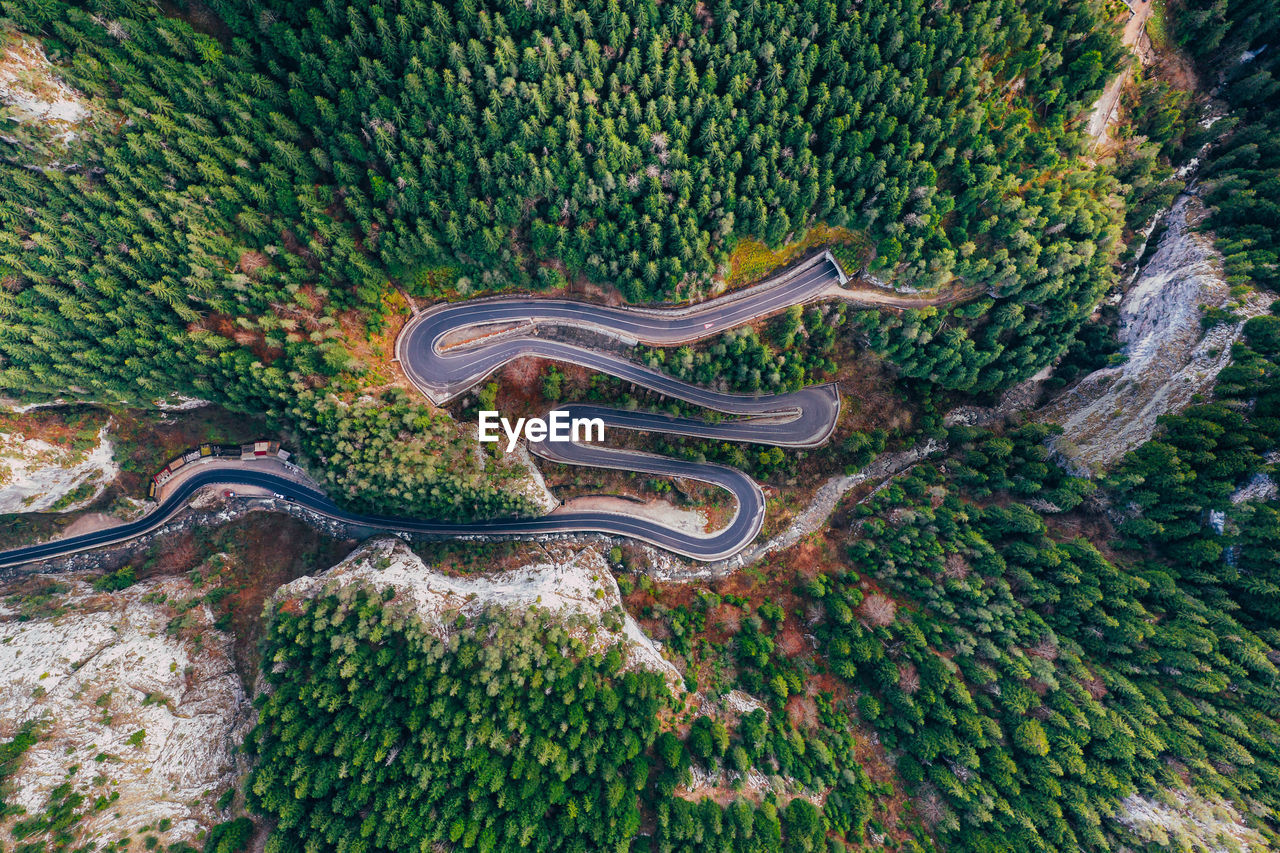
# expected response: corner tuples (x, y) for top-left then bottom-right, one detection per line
(1116, 789), (1268, 852)
(152, 394), (212, 411)
(0, 576), (249, 848)
(0, 424), (118, 513)
(275, 537), (683, 687)
(944, 366), (1053, 429)
(1037, 195), (1272, 475)
(0, 32), (90, 144)
(505, 437), (561, 514)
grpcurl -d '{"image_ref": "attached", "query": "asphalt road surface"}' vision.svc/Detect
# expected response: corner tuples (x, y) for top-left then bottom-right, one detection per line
(0, 465), (763, 567)
(0, 255), (846, 567)
(398, 253), (844, 410)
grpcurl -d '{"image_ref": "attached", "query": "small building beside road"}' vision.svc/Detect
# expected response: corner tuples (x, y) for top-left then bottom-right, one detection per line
(150, 440), (289, 498)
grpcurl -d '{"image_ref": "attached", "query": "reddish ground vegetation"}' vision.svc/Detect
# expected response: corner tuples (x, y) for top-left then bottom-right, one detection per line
(144, 532), (202, 576)
(564, 272), (626, 306)
(334, 291), (416, 395)
(626, 530), (924, 844)
(776, 622), (808, 658)
(109, 405), (277, 498)
(161, 512), (356, 685)
(0, 405), (105, 454)
(237, 250), (269, 277)
(200, 313), (284, 364)
(1044, 507), (1123, 562)
(410, 538), (548, 575)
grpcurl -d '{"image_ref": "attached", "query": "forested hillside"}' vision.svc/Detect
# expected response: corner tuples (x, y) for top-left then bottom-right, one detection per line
(243, 309), (1280, 852)
(249, 599), (669, 851)
(5, 1), (1280, 849)
(247, 588), (881, 853)
(1177, 0), (1280, 291)
(0, 0), (1124, 435)
(832, 425), (1280, 850)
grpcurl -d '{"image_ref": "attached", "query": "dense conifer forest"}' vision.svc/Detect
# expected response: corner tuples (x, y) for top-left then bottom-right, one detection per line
(2, 0), (1280, 850)
(243, 311), (1280, 850)
(1177, 0), (1280, 290)
(0, 0), (1123, 499)
(243, 314), (1280, 852)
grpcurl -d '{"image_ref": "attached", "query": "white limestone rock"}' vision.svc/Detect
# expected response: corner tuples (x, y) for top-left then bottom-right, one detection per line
(0, 575), (249, 848)
(276, 537), (682, 688)
(0, 424), (118, 513)
(1038, 196), (1273, 475)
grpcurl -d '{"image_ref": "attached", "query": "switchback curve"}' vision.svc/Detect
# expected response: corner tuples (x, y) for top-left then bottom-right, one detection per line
(0, 254), (847, 568)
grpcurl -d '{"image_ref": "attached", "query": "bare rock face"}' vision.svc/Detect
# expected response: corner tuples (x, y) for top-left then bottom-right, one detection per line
(1116, 790), (1268, 852)
(275, 537), (682, 687)
(0, 424), (118, 513)
(0, 33), (91, 143)
(0, 576), (250, 849)
(1038, 195), (1272, 475)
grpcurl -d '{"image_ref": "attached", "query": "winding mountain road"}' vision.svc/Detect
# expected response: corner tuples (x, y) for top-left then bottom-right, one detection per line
(0, 254), (847, 567)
